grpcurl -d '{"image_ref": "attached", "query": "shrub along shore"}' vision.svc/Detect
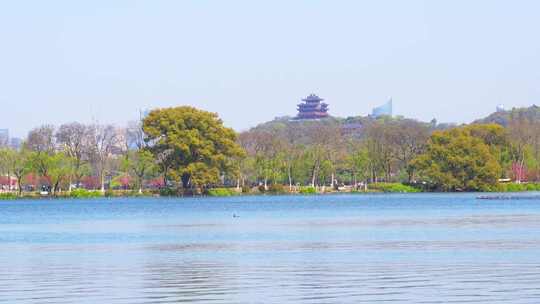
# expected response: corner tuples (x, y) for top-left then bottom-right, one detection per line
(2, 182), (540, 200)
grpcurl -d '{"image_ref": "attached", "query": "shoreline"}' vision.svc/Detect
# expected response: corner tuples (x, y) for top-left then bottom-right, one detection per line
(2, 188), (540, 201)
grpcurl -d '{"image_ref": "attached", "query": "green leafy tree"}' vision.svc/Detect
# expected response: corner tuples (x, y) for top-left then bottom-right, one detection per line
(0, 148), (16, 191)
(465, 123), (512, 178)
(2, 149), (32, 195)
(28, 151), (52, 189)
(127, 150), (156, 194)
(413, 126), (501, 191)
(0, 149), (10, 189)
(47, 153), (74, 195)
(345, 141), (370, 187)
(143, 106), (244, 191)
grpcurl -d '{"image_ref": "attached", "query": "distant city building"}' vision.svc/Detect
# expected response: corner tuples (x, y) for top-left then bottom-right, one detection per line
(296, 94), (329, 119)
(496, 104), (505, 112)
(9, 137), (22, 150)
(0, 129), (8, 147)
(372, 99), (393, 118)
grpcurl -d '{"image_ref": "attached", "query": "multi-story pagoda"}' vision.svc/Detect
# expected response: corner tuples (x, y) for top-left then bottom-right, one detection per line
(296, 94), (329, 119)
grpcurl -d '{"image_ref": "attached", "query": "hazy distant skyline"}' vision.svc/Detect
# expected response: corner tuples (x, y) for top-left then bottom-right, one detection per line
(2, 0), (540, 137)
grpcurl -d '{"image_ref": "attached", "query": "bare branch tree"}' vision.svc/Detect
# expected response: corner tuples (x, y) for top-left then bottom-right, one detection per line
(88, 124), (118, 192)
(26, 125), (56, 154)
(56, 122), (91, 189)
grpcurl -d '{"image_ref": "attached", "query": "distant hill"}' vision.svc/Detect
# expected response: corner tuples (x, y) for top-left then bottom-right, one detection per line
(243, 114), (437, 139)
(254, 105), (540, 134)
(475, 105), (540, 126)
(248, 115), (404, 131)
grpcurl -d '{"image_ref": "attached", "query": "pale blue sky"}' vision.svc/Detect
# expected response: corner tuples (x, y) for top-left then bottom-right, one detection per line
(1, 0), (540, 136)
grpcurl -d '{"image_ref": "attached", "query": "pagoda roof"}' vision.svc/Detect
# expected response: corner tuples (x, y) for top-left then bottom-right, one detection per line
(302, 94), (324, 102)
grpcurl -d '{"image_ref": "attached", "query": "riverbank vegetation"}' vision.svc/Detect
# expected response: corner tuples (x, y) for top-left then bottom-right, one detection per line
(2, 105), (540, 199)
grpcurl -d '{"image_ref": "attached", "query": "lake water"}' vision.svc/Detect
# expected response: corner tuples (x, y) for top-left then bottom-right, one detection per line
(2, 193), (540, 303)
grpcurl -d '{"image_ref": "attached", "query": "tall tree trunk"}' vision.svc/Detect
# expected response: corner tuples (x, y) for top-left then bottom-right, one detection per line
(17, 177), (22, 196)
(100, 171), (105, 193)
(161, 166), (169, 189)
(517, 150), (526, 183)
(288, 166), (293, 191)
(311, 164), (317, 188)
(52, 181), (58, 196)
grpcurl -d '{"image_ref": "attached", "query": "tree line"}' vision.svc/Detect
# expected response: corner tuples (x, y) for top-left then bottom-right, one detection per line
(1, 105), (540, 196)
(0, 121), (150, 195)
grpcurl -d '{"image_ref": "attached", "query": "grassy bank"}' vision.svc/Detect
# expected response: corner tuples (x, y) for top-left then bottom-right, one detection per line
(366, 183), (420, 193)
(205, 188), (240, 197)
(2, 182), (540, 200)
(0, 189), (157, 200)
(0, 193), (19, 200)
(493, 183), (540, 192)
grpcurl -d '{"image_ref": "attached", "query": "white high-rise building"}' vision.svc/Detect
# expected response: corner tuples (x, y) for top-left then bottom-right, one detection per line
(372, 98), (393, 118)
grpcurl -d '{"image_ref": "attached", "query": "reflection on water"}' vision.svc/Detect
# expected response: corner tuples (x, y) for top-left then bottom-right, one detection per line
(2, 194), (540, 303)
